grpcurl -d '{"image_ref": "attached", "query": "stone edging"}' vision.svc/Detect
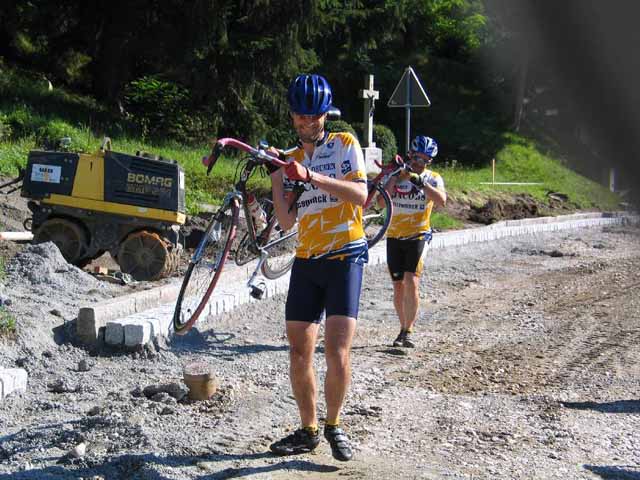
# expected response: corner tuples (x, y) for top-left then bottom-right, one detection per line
(77, 211), (638, 348)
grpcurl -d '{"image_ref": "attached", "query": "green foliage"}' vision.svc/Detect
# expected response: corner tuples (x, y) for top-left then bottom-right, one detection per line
(123, 75), (216, 144)
(36, 120), (93, 152)
(373, 124), (398, 164)
(124, 76), (194, 142)
(0, 138), (33, 176)
(327, 120), (359, 139)
(0, 255), (5, 281)
(0, 113), (11, 141)
(0, 306), (16, 338)
(431, 211), (464, 230)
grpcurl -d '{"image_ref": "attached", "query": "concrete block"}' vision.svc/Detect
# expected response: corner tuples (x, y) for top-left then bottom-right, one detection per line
(0, 368), (28, 399)
(132, 289), (162, 313)
(77, 281), (182, 345)
(78, 298), (136, 344)
(105, 321), (125, 346)
(124, 322), (152, 347)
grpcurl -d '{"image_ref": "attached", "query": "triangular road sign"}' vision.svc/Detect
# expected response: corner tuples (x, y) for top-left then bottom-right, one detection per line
(387, 67), (431, 108)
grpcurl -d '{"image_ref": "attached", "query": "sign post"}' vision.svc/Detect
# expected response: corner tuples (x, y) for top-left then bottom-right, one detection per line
(387, 67), (431, 154)
(359, 74), (382, 173)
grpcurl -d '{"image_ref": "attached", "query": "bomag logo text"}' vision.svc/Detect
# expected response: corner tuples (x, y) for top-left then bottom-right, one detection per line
(127, 173), (173, 188)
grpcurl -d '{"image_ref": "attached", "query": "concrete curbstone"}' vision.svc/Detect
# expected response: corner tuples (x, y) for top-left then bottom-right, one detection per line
(82, 212), (638, 350)
(77, 282), (182, 344)
(0, 368), (28, 399)
(104, 321), (126, 346)
(124, 321), (152, 347)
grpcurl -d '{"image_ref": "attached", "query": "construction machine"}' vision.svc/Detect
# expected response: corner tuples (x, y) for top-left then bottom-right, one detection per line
(19, 138), (185, 280)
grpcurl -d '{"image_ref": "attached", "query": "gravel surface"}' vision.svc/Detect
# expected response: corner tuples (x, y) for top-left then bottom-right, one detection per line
(1, 224), (639, 479)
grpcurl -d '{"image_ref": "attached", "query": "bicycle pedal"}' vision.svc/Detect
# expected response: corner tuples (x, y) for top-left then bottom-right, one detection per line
(249, 284), (266, 300)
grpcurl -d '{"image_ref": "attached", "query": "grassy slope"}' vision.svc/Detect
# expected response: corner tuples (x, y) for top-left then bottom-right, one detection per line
(0, 66), (620, 222)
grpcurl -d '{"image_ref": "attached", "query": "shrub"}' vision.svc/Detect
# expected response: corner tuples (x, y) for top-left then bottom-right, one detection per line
(352, 122), (398, 165)
(124, 76), (206, 143)
(36, 120), (93, 152)
(6, 107), (40, 138)
(373, 124), (398, 165)
(0, 114), (12, 141)
(326, 120), (359, 140)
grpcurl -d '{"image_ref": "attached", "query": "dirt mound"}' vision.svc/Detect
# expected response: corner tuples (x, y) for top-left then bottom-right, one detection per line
(7, 242), (102, 290)
(468, 194), (540, 224)
(0, 242), (120, 360)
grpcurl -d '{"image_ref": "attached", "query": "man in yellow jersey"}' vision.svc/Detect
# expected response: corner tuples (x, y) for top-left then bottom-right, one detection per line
(384, 136), (446, 348)
(268, 74), (368, 461)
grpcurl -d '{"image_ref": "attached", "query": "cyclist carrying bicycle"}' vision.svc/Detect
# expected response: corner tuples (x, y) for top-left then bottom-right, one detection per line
(383, 135), (446, 348)
(268, 74), (367, 461)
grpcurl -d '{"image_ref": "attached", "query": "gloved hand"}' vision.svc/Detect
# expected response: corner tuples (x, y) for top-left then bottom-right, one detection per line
(284, 161), (311, 182)
(265, 148), (284, 175)
(408, 172), (423, 187)
(396, 164), (412, 181)
(265, 161), (280, 175)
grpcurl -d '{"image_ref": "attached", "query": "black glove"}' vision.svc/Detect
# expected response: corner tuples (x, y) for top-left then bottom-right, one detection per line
(265, 162), (280, 175)
(408, 172), (423, 187)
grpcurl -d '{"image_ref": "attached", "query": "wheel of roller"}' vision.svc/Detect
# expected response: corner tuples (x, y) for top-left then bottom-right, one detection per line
(117, 231), (171, 281)
(33, 218), (87, 264)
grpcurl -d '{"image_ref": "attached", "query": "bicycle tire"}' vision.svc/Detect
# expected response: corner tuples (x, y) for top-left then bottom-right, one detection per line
(260, 216), (298, 280)
(234, 232), (258, 266)
(363, 180), (392, 248)
(173, 199), (239, 334)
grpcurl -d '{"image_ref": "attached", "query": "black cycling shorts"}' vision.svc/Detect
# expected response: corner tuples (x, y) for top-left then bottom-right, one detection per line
(285, 257), (364, 323)
(386, 237), (427, 281)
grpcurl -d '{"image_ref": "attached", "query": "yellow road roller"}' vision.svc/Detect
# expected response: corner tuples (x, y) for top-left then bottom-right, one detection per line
(21, 139), (185, 281)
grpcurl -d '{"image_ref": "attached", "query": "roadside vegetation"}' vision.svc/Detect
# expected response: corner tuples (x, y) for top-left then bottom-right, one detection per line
(0, 65), (620, 217)
(0, 306), (16, 338)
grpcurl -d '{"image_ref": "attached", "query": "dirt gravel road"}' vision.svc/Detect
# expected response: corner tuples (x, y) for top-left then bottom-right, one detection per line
(1, 224), (639, 479)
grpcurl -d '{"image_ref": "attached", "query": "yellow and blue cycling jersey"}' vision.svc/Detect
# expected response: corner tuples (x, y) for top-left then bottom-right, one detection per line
(386, 170), (445, 240)
(284, 132), (368, 262)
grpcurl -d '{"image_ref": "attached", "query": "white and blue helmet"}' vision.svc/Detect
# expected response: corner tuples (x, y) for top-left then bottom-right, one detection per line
(410, 135), (438, 159)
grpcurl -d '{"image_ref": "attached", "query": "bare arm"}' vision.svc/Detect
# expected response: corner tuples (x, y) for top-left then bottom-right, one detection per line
(270, 169), (297, 230)
(423, 182), (447, 207)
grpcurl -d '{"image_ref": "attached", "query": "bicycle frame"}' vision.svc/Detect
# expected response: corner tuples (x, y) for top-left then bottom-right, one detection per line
(364, 155), (410, 208)
(202, 138), (298, 297)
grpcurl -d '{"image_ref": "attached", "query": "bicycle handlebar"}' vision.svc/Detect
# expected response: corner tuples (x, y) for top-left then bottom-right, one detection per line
(202, 137), (288, 175)
(374, 154), (415, 176)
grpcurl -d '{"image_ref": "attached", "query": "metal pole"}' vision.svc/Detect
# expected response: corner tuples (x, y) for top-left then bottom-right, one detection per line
(492, 158), (496, 184)
(405, 69), (411, 154)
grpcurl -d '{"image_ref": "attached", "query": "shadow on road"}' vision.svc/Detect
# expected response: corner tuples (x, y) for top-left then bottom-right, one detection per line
(0, 451), (340, 480)
(584, 465), (640, 479)
(169, 327), (288, 358)
(561, 399), (640, 414)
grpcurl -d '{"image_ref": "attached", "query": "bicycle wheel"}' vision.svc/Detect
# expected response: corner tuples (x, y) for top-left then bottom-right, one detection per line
(363, 180), (392, 248)
(234, 232), (258, 266)
(173, 199), (239, 334)
(260, 215), (298, 280)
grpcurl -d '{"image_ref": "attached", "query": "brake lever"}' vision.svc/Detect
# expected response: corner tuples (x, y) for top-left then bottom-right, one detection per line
(206, 143), (225, 176)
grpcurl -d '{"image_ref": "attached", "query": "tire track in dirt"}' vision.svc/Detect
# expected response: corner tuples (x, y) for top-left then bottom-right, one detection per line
(379, 250), (640, 399)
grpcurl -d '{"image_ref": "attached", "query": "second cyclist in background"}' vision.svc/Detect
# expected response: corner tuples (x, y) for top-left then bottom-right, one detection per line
(268, 74), (368, 461)
(383, 135), (446, 348)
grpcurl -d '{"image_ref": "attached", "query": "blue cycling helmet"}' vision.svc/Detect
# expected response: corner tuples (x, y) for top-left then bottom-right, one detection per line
(410, 135), (438, 159)
(287, 74), (333, 115)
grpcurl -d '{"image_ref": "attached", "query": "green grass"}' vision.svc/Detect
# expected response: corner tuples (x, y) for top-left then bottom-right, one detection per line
(0, 64), (621, 217)
(436, 133), (620, 211)
(431, 212), (464, 230)
(0, 306), (16, 338)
